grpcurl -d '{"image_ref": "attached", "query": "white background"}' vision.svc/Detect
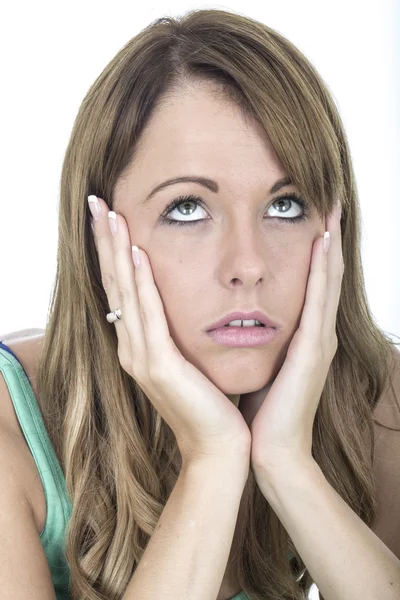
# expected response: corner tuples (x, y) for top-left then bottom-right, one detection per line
(0, 1), (398, 345)
(0, 1), (398, 598)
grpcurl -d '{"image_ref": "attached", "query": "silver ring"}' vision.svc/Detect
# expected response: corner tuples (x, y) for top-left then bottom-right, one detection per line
(106, 308), (122, 323)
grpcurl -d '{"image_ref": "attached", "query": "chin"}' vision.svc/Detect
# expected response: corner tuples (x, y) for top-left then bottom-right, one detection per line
(218, 376), (273, 397)
(180, 347), (276, 394)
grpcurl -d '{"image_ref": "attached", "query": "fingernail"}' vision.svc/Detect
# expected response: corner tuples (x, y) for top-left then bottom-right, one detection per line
(88, 195), (101, 221)
(132, 245), (140, 268)
(108, 211), (118, 236)
(323, 231), (330, 254)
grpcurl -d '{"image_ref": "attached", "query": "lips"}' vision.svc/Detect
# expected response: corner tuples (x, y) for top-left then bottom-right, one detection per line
(206, 310), (279, 332)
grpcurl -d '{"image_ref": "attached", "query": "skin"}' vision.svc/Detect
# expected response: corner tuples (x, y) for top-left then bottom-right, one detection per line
(113, 81), (326, 426)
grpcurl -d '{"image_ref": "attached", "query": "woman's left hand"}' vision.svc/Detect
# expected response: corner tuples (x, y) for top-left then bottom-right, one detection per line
(247, 199), (344, 475)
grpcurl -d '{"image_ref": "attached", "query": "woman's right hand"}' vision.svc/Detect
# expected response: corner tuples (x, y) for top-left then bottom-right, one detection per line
(88, 195), (251, 467)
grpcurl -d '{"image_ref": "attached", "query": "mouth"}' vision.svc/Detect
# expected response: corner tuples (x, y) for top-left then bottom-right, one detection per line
(206, 311), (279, 332)
(206, 323), (279, 347)
(223, 321), (265, 328)
(221, 322), (265, 328)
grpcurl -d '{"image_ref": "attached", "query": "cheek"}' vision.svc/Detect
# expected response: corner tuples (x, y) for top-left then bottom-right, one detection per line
(148, 237), (313, 347)
(149, 256), (201, 333)
(276, 251), (310, 289)
(273, 247), (312, 328)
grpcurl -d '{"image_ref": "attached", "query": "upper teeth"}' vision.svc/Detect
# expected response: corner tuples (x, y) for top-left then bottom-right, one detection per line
(225, 319), (263, 327)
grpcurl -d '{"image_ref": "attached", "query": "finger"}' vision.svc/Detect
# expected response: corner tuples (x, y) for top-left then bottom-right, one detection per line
(297, 231), (328, 348)
(299, 198), (345, 349)
(128, 244), (181, 370)
(323, 200), (344, 340)
(108, 211), (178, 372)
(88, 196), (132, 356)
(105, 208), (148, 363)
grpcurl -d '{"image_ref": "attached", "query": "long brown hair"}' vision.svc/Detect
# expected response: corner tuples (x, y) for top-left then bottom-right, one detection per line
(36, 7), (400, 599)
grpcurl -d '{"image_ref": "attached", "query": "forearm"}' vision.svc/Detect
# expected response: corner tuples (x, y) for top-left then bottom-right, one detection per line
(123, 457), (248, 600)
(256, 459), (400, 600)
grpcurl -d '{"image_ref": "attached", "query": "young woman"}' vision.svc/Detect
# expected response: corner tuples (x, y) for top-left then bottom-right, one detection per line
(1, 7), (399, 600)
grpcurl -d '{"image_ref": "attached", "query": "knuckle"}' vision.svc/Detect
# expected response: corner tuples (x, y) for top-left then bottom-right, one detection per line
(101, 272), (115, 293)
(134, 369), (148, 387)
(334, 261), (344, 280)
(101, 271), (132, 308)
(323, 335), (337, 360)
(116, 284), (132, 308)
(148, 360), (170, 385)
(117, 348), (131, 372)
(119, 353), (148, 386)
(330, 334), (339, 355)
(148, 362), (164, 383)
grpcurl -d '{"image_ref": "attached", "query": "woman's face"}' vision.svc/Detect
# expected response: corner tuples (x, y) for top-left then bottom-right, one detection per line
(113, 82), (325, 406)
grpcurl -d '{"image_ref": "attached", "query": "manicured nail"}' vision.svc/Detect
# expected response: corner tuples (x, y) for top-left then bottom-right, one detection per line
(323, 231), (330, 253)
(88, 195), (101, 221)
(108, 211), (118, 236)
(132, 245), (140, 268)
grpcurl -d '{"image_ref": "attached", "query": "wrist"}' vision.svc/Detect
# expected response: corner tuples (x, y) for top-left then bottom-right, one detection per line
(182, 453), (250, 487)
(252, 456), (320, 495)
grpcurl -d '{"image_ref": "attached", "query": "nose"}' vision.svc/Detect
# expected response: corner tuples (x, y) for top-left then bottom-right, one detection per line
(221, 225), (268, 287)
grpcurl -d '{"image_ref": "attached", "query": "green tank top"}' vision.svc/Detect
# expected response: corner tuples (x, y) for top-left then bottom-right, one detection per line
(0, 342), (295, 600)
(0, 343), (72, 599)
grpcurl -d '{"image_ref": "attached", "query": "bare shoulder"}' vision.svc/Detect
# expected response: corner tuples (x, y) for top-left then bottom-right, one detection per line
(0, 329), (47, 536)
(0, 419), (56, 599)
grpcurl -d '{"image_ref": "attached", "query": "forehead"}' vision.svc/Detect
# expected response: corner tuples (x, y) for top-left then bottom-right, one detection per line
(115, 84), (289, 207)
(136, 84), (282, 168)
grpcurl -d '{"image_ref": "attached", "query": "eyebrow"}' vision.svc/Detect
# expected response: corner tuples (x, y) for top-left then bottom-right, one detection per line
(144, 175), (293, 203)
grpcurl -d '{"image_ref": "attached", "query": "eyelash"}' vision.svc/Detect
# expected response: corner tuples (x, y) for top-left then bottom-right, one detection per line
(159, 192), (310, 227)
